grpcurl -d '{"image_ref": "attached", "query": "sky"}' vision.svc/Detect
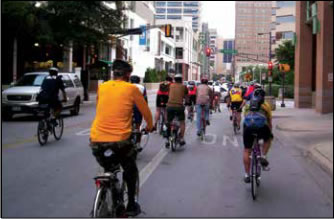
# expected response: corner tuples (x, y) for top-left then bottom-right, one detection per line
(201, 1), (235, 39)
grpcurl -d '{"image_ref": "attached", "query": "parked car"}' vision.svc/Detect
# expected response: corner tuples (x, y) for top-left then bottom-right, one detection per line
(2, 72), (84, 120)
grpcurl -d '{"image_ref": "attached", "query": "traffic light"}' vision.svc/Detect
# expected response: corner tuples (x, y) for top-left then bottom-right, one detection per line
(205, 47), (211, 57)
(279, 64), (290, 72)
(165, 24), (172, 37)
(268, 61), (273, 70)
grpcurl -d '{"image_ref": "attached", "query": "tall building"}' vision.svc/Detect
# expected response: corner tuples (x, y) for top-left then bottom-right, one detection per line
(223, 38), (235, 77)
(154, 1), (202, 32)
(209, 29), (218, 75)
(271, 1), (296, 56)
(235, 1), (272, 82)
(295, 1), (333, 114)
(215, 37), (224, 75)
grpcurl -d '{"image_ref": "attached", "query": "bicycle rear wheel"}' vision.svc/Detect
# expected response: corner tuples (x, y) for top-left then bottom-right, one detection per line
(37, 120), (49, 146)
(159, 112), (165, 135)
(171, 131), (177, 152)
(92, 188), (110, 217)
(251, 152), (258, 200)
(53, 117), (64, 140)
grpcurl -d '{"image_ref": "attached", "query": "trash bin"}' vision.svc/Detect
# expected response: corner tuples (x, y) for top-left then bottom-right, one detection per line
(265, 96), (276, 111)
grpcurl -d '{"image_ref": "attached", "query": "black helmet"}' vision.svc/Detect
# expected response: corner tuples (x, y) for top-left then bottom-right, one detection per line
(130, 75), (140, 84)
(112, 60), (133, 77)
(188, 81), (195, 86)
(166, 75), (173, 82)
(49, 67), (59, 76)
(253, 88), (266, 103)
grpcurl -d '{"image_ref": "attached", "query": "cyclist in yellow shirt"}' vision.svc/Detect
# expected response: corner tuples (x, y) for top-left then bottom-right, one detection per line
(89, 60), (153, 216)
(227, 82), (243, 130)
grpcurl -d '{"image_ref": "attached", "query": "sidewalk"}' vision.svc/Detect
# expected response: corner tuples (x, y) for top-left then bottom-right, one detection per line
(273, 105), (333, 176)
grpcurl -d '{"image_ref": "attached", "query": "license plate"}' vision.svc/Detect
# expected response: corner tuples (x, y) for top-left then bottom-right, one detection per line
(12, 106), (21, 112)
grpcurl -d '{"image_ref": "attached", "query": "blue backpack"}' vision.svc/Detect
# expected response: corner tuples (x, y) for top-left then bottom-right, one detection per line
(244, 95), (267, 129)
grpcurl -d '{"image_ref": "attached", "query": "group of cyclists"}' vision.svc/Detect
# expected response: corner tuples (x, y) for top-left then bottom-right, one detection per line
(38, 59), (273, 216)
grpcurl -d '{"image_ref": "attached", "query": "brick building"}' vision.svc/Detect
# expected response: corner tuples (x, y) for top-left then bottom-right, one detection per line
(295, 1), (333, 114)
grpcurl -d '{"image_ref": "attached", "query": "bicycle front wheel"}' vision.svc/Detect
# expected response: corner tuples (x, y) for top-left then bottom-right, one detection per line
(37, 120), (49, 146)
(53, 117), (64, 140)
(92, 188), (110, 218)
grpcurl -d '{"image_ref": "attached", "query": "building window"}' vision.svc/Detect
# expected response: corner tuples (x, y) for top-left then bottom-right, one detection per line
(282, 31), (294, 39)
(155, 15), (166, 19)
(156, 8), (166, 13)
(155, 2), (166, 7)
(167, 1), (182, 7)
(183, 8), (199, 14)
(167, 8), (182, 14)
(272, 8), (276, 15)
(277, 1), (296, 8)
(176, 48), (183, 59)
(276, 15), (296, 23)
(184, 1), (199, 7)
(165, 45), (172, 55)
(167, 15), (182, 19)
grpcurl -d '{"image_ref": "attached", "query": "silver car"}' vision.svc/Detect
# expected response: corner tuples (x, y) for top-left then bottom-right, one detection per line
(2, 72), (84, 120)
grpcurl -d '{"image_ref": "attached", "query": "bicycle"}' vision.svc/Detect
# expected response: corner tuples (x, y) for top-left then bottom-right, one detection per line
(169, 117), (181, 152)
(37, 104), (64, 146)
(131, 120), (149, 153)
(250, 133), (267, 200)
(158, 106), (166, 136)
(91, 149), (140, 218)
(199, 105), (207, 141)
(187, 104), (194, 122)
(213, 94), (221, 113)
(231, 108), (238, 135)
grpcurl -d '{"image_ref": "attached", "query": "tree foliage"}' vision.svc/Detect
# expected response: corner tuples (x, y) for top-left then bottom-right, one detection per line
(274, 40), (295, 69)
(2, 1), (126, 45)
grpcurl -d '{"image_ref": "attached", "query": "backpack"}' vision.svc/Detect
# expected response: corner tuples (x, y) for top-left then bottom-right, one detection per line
(188, 85), (194, 91)
(159, 82), (169, 93)
(244, 95), (267, 129)
(36, 90), (50, 104)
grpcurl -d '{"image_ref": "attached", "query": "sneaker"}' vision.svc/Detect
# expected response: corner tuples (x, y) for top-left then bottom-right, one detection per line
(206, 120), (210, 126)
(179, 139), (186, 146)
(244, 175), (250, 183)
(126, 201), (141, 217)
(165, 142), (170, 149)
(197, 132), (201, 137)
(259, 157), (269, 167)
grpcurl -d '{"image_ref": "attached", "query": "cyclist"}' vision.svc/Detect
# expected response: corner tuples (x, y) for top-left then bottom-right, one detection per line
(186, 80), (197, 120)
(130, 75), (148, 146)
(195, 77), (213, 136)
(153, 75), (173, 131)
(212, 82), (222, 112)
(227, 82), (243, 129)
(37, 67), (67, 122)
(165, 74), (188, 146)
(242, 88), (273, 183)
(89, 60), (153, 216)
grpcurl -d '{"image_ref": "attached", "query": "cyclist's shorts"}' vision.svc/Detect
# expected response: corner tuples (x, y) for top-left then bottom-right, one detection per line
(243, 125), (273, 149)
(167, 106), (185, 122)
(186, 95), (196, 106)
(231, 101), (243, 112)
(133, 106), (143, 125)
(156, 95), (169, 108)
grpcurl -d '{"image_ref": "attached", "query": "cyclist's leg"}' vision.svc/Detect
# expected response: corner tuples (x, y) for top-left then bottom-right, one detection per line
(178, 107), (186, 139)
(259, 125), (273, 166)
(243, 126), (254, 175)
(237, 102), (242, 128)
(166, 107), (175, 138)
(205, 104), (210, 123)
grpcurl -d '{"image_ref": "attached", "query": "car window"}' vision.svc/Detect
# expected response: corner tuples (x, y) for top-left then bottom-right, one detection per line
(15, 74), (47, 86)
(73, 76), (83, 87)
(62, 75), (74, 88)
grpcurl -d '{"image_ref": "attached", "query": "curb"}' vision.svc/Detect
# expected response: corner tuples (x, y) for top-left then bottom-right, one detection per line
(276, 124), (326, 133)
(307, 146), (333, 176)
(274, 124), (333, 177)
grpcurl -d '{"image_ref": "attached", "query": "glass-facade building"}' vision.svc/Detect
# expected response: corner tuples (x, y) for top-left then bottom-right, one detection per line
(154, 1), (201, 32)
(223, 40), (235, 63)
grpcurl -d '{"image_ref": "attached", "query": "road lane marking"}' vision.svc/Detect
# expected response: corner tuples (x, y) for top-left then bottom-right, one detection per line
(139, 122), (193, 188)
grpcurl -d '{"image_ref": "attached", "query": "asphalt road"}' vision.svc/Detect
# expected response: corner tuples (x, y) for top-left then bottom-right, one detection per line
(1, 93), (333, 217)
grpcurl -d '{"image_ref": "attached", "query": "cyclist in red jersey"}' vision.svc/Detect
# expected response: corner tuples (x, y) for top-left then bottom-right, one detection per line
(186, 81), (197, 120)
(153, 75), (173, 130)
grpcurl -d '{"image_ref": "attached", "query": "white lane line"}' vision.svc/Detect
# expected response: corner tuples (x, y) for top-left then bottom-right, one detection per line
(139, 122), (193, 188)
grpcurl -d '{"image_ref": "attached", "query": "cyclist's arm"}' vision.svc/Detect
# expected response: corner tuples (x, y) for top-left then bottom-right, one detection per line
(133, 88), (153, 130)
(57, 77), (67, 102)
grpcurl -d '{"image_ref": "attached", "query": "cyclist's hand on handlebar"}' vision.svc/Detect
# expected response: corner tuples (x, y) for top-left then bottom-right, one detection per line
(145, 126), (154, 133)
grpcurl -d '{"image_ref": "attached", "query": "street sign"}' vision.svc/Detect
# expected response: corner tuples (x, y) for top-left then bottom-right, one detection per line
(139, 25), (147, 45)
(219, 49), (238, 55)
(268, 76), (273, 82)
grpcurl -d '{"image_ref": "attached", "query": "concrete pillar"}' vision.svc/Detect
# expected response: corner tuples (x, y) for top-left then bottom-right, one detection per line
(295, 1), (313, 108)
(315, 1), (333, 114)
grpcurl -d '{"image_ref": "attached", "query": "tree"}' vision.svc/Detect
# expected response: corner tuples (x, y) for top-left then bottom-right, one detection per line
(274, 40), (295, 69)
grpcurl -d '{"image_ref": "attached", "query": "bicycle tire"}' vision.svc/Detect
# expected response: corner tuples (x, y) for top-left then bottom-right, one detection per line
(37, 120), (49, 146)
(171, 131), (177, 152)
(92, 188), (110, 217)
(53, 117), (64, 140)
(251, 152), (258, 200)
(159, 112), (164, 135)
(139, 133), (150, 150)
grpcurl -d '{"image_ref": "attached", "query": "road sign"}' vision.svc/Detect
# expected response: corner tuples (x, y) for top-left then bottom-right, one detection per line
(268, 76), (273, 82)
(219, 49), (238, 55)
